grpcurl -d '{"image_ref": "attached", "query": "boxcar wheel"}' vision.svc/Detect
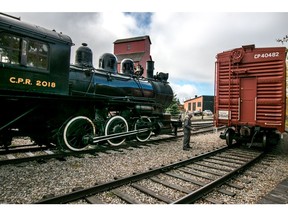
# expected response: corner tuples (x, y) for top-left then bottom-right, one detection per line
(105, 115), (128, 146)
(63, 116), (95, 151)
(226, 129), (234, 146)
(262, 133), (267, 149)
(134, 116), (152, 142)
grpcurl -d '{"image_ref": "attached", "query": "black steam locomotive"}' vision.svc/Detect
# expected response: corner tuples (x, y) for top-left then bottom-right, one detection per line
(0, 13), (174, 151)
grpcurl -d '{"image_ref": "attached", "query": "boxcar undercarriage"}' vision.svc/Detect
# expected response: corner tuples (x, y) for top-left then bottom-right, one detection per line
(220, 125), (281, 149)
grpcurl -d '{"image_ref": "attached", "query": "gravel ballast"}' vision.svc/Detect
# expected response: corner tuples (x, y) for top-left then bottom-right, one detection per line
(0, 131), (288, 204)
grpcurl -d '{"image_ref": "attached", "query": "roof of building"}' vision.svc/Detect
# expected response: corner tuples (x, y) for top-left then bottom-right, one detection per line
(114, 35), (151, 44)
(183, 95), (214, 103)
(115, 52), (146, 62)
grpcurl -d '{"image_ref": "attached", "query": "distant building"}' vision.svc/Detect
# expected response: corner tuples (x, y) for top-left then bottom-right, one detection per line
(113, 35), (152, 78)
(184, 95), (214, 113)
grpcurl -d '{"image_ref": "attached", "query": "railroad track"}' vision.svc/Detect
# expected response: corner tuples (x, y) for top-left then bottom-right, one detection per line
(34, 145), (265, 204)
(0, 123), (217, 166)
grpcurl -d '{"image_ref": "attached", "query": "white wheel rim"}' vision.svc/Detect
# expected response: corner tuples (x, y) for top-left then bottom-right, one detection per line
(135, 116), (152, 142)
(63, 116), (95, 151)
(105, 115), (128, 146)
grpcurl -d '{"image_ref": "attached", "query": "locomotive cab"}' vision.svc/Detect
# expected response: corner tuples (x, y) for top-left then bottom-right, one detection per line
(0, 14), (73, 96)
(0, 13), (74, 147)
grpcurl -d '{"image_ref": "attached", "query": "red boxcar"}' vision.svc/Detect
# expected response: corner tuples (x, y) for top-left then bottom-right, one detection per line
(214, 44), (287, 148)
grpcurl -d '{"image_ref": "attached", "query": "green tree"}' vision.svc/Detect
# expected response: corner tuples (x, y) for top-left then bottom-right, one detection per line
(166, 94), (181, 116)
(276, 35), (288, 44)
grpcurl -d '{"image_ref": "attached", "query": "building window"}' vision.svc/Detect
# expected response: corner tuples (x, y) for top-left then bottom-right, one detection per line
(188, 103), (191, 111)
(197, 102), (201, 107)
(193, 102), (196, 111)
(127, 44), (131, 50)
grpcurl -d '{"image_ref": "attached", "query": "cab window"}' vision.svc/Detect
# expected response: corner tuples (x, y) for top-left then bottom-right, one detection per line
(0, 34), (20, 64)
(26, 39), (49, 69)
(0, 33), (49, 71)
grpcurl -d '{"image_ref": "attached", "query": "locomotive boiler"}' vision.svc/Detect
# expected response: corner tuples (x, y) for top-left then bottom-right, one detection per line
(214, 44), (287, 149)
(0, 13), (174, 151)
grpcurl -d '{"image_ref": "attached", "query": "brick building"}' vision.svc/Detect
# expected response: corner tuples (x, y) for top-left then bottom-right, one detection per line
(184, 95), (214, 113)
(113, 35), (152, 78)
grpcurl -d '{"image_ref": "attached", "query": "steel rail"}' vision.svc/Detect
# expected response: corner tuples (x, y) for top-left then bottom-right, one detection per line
(0, 133), (179, 166)
(0, 125), (224, 166)
(172, 150), (265, 204)
(34, 145), (229, 204)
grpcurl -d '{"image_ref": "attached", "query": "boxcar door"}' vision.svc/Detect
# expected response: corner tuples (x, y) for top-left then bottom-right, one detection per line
(240, 77), (257, 124)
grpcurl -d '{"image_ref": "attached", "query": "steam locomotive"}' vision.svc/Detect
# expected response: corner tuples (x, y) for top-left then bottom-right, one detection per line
(0, 13), (174, 151)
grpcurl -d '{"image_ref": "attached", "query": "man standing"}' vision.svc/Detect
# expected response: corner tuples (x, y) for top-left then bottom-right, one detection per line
(183, 112), (194, 150)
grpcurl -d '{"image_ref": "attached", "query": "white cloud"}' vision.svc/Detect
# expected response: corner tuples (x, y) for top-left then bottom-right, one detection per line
(170, 83), (198, 103)
(68, 12), (139, 63)
(147, 12), (288, 102)
(6, 12), (288, 104)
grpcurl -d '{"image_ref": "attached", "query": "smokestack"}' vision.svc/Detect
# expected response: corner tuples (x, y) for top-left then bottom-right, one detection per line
(146, 60), (154, 79)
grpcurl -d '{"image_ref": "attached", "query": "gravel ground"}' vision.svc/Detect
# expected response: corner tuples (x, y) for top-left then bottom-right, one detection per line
(0, 131), (288, 204)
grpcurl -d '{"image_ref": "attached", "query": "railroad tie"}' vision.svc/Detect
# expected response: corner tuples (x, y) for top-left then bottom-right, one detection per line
(112, 189), (143, 204)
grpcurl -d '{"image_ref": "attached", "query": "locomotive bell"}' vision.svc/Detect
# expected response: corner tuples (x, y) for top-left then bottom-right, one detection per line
(75, 43), (93, 68)
(98, 53), (118, 74)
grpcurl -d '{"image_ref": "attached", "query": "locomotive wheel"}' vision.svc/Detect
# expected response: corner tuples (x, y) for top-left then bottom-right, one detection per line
(63, 116), (95, 151)
(134, 116), (152, 142)
(105, 115), (128, 146)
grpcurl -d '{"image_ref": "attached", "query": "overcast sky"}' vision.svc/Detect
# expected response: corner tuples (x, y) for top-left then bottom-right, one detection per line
(4, 2), (288, 103)
(2, 2), (286, 215)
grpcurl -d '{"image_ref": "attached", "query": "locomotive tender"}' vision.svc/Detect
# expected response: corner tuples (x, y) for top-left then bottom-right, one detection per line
(0, 13), (174, 151)
(214, 44), (287, 148)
